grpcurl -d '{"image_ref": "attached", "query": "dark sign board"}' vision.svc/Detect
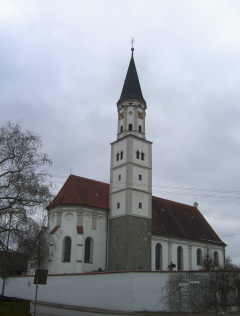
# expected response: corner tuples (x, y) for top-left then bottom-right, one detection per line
(34, 269), (48, 285)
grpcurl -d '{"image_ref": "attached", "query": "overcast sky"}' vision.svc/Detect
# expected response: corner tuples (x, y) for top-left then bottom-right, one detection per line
(1, 0), (240, 265)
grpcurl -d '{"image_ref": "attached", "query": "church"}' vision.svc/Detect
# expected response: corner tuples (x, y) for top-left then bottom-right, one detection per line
(47, 48), (226, 274)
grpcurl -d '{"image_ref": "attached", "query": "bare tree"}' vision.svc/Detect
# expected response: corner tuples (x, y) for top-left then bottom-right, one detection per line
(225, 256), (240, 270)
(17, 217), (50, 271)
(0, 121), (53, 252)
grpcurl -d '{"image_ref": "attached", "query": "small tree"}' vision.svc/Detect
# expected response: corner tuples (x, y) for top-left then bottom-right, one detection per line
(0, 121), (53, 252)
(225, 256), (240, 270)
(162, 271), (240, 313)
(17, 217), (50, 272)
(202, 253), (214, 271)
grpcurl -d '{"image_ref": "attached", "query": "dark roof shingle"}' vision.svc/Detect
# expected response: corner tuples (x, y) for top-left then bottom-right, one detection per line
(118, 55), (145, 104)
(152, 196), (225, 245)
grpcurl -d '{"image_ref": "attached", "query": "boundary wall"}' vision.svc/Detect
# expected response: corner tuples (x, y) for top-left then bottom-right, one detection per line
(0, 271), (168, 312)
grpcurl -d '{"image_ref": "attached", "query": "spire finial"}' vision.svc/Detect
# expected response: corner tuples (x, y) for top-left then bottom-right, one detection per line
(130, 37), (135, 56)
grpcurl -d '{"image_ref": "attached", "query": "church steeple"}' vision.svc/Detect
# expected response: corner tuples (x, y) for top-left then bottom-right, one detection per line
(116, 48), (147, 140)
(118, 49), (146, 105)
(108, 46), (152, 271)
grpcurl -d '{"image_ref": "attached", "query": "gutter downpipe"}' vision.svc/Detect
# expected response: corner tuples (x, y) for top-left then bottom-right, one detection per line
(105, 209), (109, 271)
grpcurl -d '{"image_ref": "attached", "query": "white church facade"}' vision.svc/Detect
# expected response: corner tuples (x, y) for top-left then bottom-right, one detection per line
(47, 48), (226, 274)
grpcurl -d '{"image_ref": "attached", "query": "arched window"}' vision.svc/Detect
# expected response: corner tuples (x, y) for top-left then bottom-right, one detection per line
(120, 151), (123, 159)
(120, 126), (123, 132)
(214, 251), (219, 267)
(84, 237), (93, 263)
(116, 153), (119, 161)
(141, 152), (144, 161)
(136, 150), (140, 159)
(129, 124), (132, 131)
(63, 236), (71, 262)
(139, 125), (142, 132)
(177, 246), (183, 270)
(155, 243), (162, 270)
(197, 248), (202, 265)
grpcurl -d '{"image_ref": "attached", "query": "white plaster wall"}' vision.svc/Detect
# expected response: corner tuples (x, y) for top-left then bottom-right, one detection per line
(133, 139), (150, 167)
(76, 234), (84, 273)
(151, 236), (225, 271)
(126, 105), (134, 126)
(49, 209), (80, 274)
(111, 139), (127, 168)
(83, 215), (107, 272)
(171, 241), (189, 270)
(192, 244), (205, 270)
(151, 238), (169, 270)
(132, 191), (151, 217)
(48, 206), (107, 274)
(1, 272), (168, 312)
(137, 115), (144, 129)
(110, 190), (126, 217)
(111, 166), (127, 192)
(132, 165), (149, 191)
(49, 211), (57, 229)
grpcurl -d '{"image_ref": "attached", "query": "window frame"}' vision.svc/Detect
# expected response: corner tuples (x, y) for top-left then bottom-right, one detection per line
(155, 243), (162, 270)
(197, 248), (202, 266)
(63, 236), (72, 262)
(177, 246), (183, 270)
(84, 237), (93, 263)
(214, 251), (219, 267)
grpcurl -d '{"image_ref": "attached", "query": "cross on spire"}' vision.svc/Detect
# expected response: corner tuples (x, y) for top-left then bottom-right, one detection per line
(130, 38), (135, 56)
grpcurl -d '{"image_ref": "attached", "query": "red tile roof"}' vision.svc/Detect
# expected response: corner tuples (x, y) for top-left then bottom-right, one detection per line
(152, 196), (225, 245)
(50, 225), (60, 234)
(47, 175), (225, 245)
(76, 226), (84, 234)
(48, 175), (109, 210)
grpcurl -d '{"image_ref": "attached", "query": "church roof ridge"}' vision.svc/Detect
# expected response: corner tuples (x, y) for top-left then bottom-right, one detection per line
(70, 174), (109, 185)
(117, 50), (146, 104)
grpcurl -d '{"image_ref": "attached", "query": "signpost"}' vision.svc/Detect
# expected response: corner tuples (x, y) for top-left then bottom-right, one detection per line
(33, 269), (48, 316)
(0, 265), (8, 296)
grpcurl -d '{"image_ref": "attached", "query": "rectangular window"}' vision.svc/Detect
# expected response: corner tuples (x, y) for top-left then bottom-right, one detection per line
(117, 203), (120, 209)
(139, 174), (142, 181)
(118, 175), (121, 181)
(139, 202), (142, 209)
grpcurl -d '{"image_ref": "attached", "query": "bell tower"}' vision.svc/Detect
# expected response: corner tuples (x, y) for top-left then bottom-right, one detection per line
(108, 47), (152, 271)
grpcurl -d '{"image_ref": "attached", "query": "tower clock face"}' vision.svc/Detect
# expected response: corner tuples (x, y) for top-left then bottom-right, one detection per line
(138, 111), (143, 119)
(119, 112), (124, 120)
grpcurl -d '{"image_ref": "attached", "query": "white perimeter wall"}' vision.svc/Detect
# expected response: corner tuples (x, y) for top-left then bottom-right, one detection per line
(0, 272), (168, 312)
